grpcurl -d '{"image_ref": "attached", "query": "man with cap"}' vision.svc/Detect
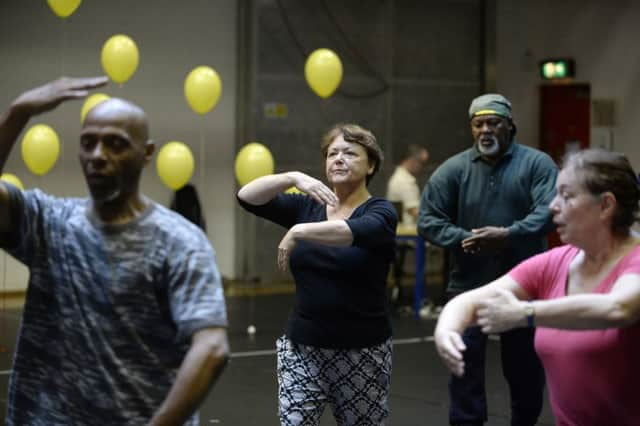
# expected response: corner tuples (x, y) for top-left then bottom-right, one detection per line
(418, 94), (557, 425)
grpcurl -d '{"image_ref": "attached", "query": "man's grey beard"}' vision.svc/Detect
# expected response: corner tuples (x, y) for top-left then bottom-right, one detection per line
(477, 138), (500, 157)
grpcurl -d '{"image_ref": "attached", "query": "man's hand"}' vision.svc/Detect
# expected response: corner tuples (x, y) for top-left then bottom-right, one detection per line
(148, 327), (229, 426)
(475, 288), (527, 333)
(434, 329), (466, 377)
(461, 226), (509, 255)
(11, 76), (108, 118)
(0, 76), (108, 236)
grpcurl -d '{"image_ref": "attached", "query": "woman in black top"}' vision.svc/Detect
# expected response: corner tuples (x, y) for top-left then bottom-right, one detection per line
(238, 123), (397, 425)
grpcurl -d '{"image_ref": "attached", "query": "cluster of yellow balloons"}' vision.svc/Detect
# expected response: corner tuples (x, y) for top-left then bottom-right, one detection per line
(177, 48), (342, 189)
(230, 49), (344, 186)
(152, 66), (223, 191)
(42, 0), (225, 192)
(150, 66), (222, 190)
(46, 1), (139, 89)
(163, 45), (344, 188)
(43, 0), (305, 191)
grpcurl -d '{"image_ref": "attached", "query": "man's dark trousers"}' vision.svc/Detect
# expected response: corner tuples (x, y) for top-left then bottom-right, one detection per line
(449, 325), (545, 426)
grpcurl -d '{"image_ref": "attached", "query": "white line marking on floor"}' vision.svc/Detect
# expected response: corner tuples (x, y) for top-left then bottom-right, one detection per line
(230, 349), (276, 358)
(0, 334), (501, 374)
(393, 336), (435, 345)
(229, 335), (437, 359)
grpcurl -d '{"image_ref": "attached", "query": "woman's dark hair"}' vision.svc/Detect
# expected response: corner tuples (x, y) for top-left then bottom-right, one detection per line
(564, 149), (640, 235)
(170, 183), (207, 232)
(320, 123), (384, 185)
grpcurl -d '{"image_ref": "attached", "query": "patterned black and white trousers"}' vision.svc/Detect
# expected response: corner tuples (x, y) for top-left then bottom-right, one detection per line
(276, 335), (393, 426)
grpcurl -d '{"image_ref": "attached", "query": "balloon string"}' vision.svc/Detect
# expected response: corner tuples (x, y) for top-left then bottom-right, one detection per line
(60, 19), (69, 182)
(1, 252), (7, 353)
(59, 20), (68, 76)
(60, 137), (65, 183)
(199, 120), (205, 190)
(320, 98), (330, 126)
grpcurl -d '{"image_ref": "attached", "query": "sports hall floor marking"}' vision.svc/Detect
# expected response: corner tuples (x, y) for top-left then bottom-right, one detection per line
(0, 335), (499, 374)
(229, 335), (437, 359)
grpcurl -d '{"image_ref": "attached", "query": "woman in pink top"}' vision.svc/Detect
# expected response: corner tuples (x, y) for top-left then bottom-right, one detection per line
(434, 149), (640, 426)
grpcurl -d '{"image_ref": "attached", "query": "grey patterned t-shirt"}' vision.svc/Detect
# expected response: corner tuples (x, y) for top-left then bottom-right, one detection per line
(3, 185), (227, 425)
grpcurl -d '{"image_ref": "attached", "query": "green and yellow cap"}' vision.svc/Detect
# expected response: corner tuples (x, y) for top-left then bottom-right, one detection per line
(468, 94), (513, 120)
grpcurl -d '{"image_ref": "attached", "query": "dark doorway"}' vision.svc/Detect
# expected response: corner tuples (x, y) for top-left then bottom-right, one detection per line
(539, 83), (590, 248)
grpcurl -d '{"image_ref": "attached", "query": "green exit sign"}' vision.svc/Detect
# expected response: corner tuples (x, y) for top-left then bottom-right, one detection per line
(540, 58), (575, 80)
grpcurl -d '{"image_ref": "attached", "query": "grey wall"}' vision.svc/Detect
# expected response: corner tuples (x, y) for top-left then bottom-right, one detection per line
(238, 0), (484, 282)
(497, 0), (640, 169)
(0, 0), (238, 289)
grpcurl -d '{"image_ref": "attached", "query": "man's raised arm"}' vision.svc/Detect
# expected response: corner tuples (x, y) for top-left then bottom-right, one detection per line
(0, 76), (108, 233)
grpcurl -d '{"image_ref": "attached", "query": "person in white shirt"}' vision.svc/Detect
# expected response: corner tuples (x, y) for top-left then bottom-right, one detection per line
(386, 144), (429, 307)
(387, 144), (429, 225)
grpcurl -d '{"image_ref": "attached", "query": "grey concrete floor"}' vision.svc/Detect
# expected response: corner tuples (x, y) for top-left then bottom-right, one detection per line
(0, 293), (555, 425)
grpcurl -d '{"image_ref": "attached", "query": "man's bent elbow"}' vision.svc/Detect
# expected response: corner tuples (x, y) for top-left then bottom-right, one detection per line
(206, 331), (231, 368)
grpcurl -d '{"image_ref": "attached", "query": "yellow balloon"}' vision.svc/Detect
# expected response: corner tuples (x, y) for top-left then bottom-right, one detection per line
(21, 124), (60, 176)
(156, 141), (194, 190)
(304, 48), (343, 98)
(0, 173), (25, 190)
(285, 187), (304, 194)
(234, 143), (275, 186)
(101, 35), (139, 84)
(184, 66), (222, 114)
(80, 93), (110, 123)
(47, 0), (82, 18)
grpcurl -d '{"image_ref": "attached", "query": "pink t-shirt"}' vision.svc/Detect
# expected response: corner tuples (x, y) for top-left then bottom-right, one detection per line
(509, 245), (640, 426)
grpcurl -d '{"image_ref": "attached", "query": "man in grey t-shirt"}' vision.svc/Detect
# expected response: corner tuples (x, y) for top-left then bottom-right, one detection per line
(0, 77), (229, 425)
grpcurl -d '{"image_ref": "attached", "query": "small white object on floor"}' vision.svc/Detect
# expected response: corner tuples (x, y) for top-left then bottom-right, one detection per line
(247, 325), (256, 335)
(419, 304), (442, 320)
